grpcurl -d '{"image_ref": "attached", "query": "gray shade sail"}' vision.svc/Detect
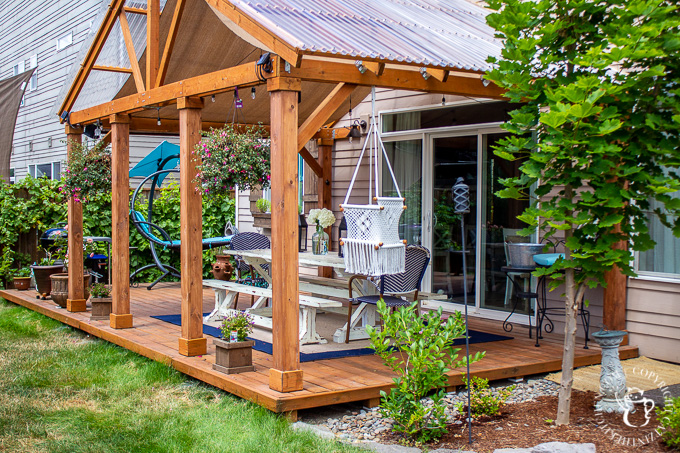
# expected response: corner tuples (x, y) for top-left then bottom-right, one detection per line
(0, 69), (35, 183)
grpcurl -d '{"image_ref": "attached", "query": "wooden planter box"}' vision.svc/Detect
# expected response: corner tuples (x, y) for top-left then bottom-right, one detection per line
(12, 277), (31, 291)
(90, 297), (113, 321)
(213, 338), (255, 374)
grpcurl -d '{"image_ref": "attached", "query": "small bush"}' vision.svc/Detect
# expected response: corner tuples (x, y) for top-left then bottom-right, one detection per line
(657, 396), (680, 449)
(367, 300), (484, 442)
(455, 376), (515, 417)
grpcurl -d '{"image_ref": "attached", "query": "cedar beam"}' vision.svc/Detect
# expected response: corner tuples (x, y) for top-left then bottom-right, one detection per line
(123, 6), (147, 14)
(177, 97), (206, 357)
(93, 65), (133, 74)
(59, 0), (126, 117)
(147, 0), (160, 90)
(65, 126), (86, 313)
(603, 234), (628, 338)
(363, 62), (385, 76)
(288, 60), (506, 98)
(156, 0), (186, 88)
(119, 10), (146, 93)
(268, 77), (303, 392)
(69, 58), (278, 125)
(299, 147), (322, 177)
(426, 68), (450, 82)
(109, 114), (133, 329)
(297, 83), (356, 151)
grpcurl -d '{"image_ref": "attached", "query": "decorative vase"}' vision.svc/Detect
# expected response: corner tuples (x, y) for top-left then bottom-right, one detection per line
(13, 277), (31, 291)
(311, 224), (329, 255)
(211, 255), (234, 281)
(90, 296), (113, 320)
(212, 338), (255, 374)
(30, 264), (64, 299)
(50, 273), (91, 308)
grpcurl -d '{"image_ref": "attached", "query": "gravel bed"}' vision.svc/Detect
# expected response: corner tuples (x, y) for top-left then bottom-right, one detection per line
(320, 378), (560, 444)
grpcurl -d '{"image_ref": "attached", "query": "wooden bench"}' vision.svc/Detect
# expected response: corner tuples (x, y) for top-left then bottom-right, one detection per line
(202, 279), (343, 345)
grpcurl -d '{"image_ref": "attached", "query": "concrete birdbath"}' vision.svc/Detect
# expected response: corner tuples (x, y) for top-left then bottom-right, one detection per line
(592, 329), (631, 413)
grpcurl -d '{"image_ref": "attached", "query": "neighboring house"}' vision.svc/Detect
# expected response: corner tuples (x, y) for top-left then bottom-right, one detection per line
(0, 0), (177, 184)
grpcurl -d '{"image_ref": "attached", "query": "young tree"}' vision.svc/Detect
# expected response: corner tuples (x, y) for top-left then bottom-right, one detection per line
(485, 0), (680, 425)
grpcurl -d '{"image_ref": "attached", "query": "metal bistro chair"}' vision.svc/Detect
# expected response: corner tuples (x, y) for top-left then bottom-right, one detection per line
(229, 232), (270, 306)
(345, 245), (430, 343)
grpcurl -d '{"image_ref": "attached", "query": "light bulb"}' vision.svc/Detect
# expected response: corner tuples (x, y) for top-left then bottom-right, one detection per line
(157, 118), (161, 126)
(251, 87), (256, 99)
(211, 94), (216, 103)
(349, 136), (353, 144)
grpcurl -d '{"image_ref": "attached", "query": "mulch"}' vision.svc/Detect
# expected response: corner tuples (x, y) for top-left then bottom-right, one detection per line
(379, 390), (676, 452)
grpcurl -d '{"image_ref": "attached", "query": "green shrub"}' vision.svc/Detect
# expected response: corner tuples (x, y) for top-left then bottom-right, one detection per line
(455, 376), (514, 417)
(367, 300), (484, 442)
(657, 396), (680, 449)
(0, 176), (235, 284)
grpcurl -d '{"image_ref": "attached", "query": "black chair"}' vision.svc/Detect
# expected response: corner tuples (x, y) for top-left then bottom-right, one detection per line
(129, 169), (233, 289)
(345, 245), (430, 343)
(229, 232), (271, 306)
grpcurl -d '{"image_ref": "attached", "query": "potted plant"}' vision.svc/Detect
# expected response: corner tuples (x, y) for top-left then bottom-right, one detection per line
(12, 267), (32, 290)
(213, 311), (255, 374)
(89, 282), (112, 321)
(31, 230), (67, 300)
(192, 124), (270, 197)
(256, 198), (270, 213)
(307, 208), (336, 255)
(47, 232), (93, 308)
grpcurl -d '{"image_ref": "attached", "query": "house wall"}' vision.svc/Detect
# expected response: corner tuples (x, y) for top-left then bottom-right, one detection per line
(627, 278), (680, 363)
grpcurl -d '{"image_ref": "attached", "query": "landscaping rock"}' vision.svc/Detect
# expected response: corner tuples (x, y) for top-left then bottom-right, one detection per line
(290, 421), (335, 440)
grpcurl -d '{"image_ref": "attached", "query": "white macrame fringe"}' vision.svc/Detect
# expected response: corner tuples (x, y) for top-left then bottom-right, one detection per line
(343, 240), (405, 276)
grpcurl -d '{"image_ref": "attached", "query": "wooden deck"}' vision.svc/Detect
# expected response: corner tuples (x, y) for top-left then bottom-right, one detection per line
(0, 284), (638, 416)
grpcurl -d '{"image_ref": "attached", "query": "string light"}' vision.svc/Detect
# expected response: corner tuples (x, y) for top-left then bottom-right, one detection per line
(211, 94), (216, 103)
(156, 108), (161, 126)
(251, 87), (256, 100)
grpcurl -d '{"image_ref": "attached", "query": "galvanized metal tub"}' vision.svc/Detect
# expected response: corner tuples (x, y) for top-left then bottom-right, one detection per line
(506, 243), (544, 269)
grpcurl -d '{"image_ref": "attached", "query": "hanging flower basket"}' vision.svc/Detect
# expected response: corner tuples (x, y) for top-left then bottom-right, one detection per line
(60, 140), (111, 203)
(193, 125), (270, 197)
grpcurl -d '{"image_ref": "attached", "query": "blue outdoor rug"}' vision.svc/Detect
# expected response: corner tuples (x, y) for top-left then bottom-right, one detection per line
(151, 313), (513, 363)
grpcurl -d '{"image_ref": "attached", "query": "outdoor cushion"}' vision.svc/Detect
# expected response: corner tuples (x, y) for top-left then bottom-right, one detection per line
(533, 253), (565, 267)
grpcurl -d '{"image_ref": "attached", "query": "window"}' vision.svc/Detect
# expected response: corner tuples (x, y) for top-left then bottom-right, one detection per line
(56, 32), (73, 51)
(12, 61), (24, 76)
(637, 192), (680, 278)
(26, 55), (37, 91)
(9, 168), (15, 184)
(28, 162), (61, 180)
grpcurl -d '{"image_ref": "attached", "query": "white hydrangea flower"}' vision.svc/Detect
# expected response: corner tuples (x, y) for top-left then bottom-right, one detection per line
(307, 208), (336, 229)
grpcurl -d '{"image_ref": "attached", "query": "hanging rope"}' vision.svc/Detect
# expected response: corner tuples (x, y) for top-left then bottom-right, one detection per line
(341, 87), (405, 276)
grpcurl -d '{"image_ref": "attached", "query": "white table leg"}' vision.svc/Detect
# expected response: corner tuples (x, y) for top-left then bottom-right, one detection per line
(332, 303), (379, 343)
(203, 289), (239, 323)
(299, 307), (327, 345)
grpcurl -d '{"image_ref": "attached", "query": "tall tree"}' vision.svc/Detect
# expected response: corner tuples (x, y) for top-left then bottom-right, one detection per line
(485, 0), (680, 425)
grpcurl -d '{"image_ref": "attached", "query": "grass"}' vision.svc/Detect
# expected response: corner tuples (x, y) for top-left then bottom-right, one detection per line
(0, 298), (359, 453)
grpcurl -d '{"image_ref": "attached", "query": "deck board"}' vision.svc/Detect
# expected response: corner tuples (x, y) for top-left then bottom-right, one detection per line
(0, 284), (638, 413)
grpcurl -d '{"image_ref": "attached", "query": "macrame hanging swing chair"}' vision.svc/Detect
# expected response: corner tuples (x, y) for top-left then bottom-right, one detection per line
(340, 87), (406, 276)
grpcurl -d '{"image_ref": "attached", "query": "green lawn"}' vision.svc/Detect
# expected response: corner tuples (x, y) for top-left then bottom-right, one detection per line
(0, 298), (358, 453)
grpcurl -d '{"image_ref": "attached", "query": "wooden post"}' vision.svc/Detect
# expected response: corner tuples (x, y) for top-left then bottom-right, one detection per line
(109, 114), (133, 329)
(318, 138), (333, 278)
(66, 125), (86, 312)
(603, 236), (628, 342)
(268, 77), (303, 393)
(177, 96), (206, 357)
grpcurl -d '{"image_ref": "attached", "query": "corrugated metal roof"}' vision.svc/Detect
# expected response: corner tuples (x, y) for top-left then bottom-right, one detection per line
(230, 0), (501, 72)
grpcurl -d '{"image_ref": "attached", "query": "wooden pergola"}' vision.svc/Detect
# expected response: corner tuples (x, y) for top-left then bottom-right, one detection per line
(56, 0), (625, 393)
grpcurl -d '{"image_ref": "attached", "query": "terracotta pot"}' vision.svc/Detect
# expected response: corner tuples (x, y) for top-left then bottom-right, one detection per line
(90, 297), (113, 320)
(49, 273), (91, 308)
(212, 338), (255, 374)
(30, 265), (64, 299)
(211, 255), (233, 281)
(13, 277), (31, 291)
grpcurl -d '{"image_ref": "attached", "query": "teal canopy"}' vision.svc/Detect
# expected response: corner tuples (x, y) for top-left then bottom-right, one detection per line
(129, 141), (179, 186)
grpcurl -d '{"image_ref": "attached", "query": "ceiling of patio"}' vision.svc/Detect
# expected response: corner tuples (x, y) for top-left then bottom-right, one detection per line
(59, 0), (502, 126)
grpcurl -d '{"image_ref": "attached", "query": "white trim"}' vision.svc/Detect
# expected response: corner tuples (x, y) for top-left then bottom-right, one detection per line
(380, 97), (501, 117)
(631, 274), (680, 284)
